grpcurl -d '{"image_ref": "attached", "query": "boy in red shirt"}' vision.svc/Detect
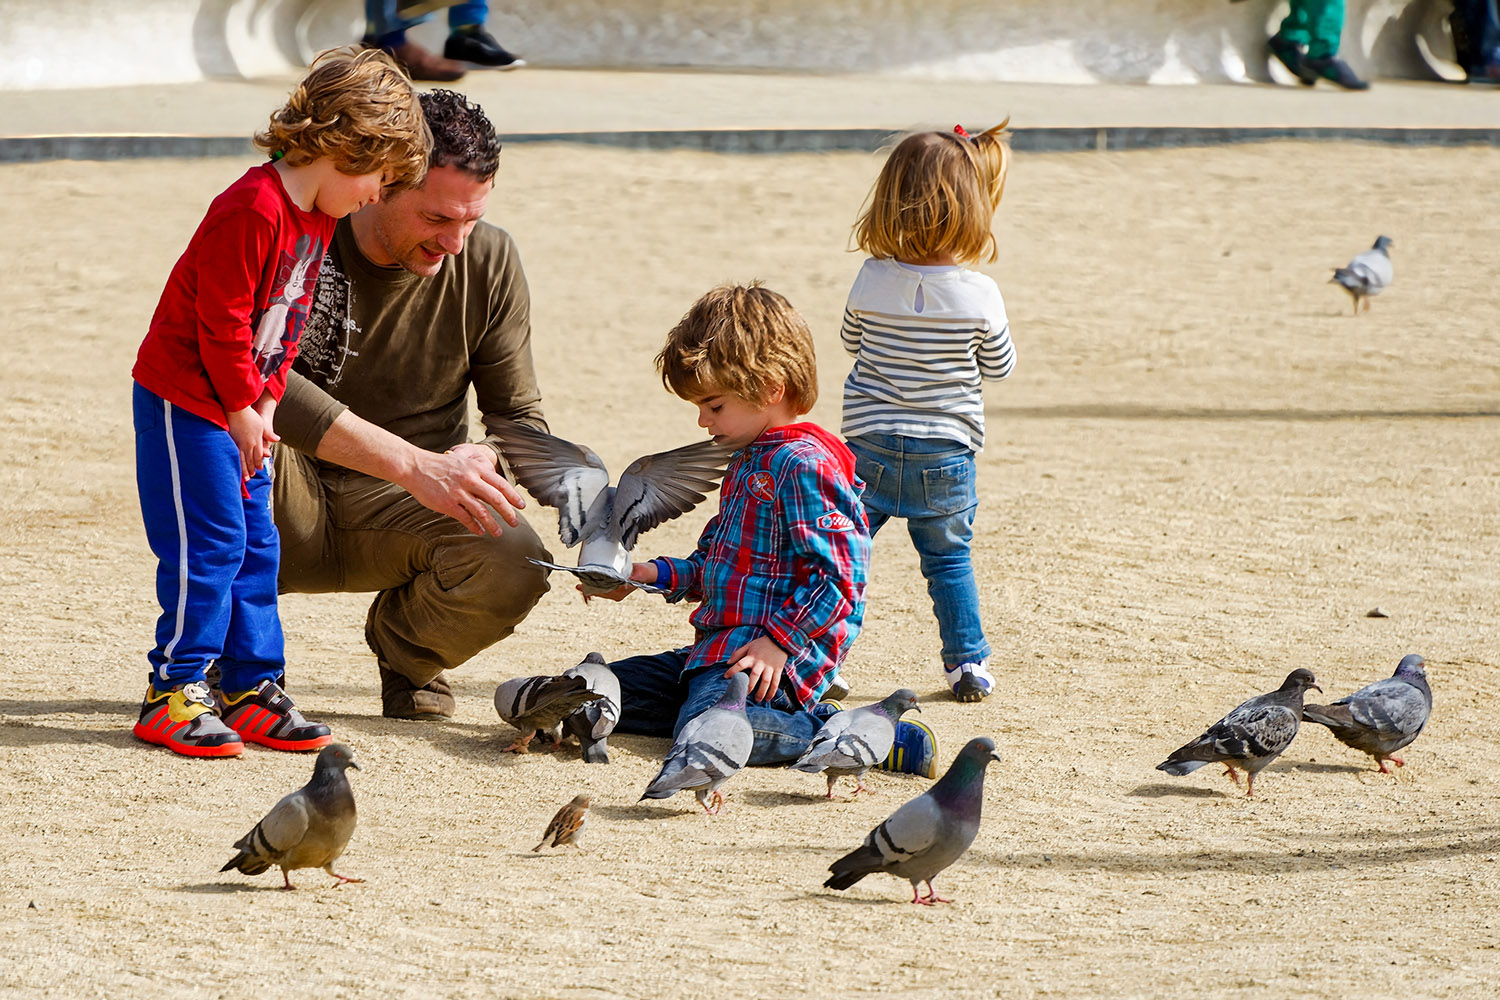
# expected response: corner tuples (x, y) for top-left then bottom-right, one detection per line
(131, 47), (430, 757)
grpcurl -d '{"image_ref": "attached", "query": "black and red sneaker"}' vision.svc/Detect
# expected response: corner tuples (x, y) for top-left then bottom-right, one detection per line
(219, 679), (332, 752)
(133, 682), (244, 758)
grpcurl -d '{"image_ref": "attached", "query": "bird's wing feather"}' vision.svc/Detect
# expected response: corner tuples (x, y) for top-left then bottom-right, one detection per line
(610, 440), (733, 550)
(867, 795), (944, 865)
(490, 422), (611, 546)
(1340, 680), (1428, 738)
(1171, 701), (1299, 762)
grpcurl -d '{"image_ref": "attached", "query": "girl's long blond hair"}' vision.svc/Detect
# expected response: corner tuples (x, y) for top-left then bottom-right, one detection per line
(852, 119), (1011, 265)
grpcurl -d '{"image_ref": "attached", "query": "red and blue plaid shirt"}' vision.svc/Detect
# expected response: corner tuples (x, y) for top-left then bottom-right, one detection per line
(654, 422), (870, 708)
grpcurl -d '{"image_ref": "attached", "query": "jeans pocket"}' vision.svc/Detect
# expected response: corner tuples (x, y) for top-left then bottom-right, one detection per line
(922, 458), (976, 516)
(853, 453), (884, 496)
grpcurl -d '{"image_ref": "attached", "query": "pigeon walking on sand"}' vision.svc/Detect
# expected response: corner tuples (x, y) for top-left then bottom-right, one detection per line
(495, 672), (608, 753)
(790, 688), (920, 798)
(1331, 235), (1394, 315)
(640, 673), (753, 815)
(1303, 654), (1431, 773)
(491, 420), (732, 596)
(824, 736), (1002, 905)
(560, 652), (622, 763)
(1157, 668), (1322, 798)
(533, 794), (591, 852)
(220, 743), (362, 890)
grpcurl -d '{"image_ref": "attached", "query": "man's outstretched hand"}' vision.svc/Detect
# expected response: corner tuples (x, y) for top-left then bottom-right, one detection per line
(408, 443), (526, 537)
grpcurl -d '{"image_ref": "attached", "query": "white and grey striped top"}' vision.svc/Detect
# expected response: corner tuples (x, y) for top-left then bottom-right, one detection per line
(839, 258), (1014, 452)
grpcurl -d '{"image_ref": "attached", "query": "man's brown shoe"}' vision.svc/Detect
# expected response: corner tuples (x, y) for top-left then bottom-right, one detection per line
(381, 665), (456, 720)
(363, 37), (466, 82)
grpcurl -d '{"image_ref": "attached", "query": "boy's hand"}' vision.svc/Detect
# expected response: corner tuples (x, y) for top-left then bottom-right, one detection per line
(252, 391), (281, 453)
(724, 636), (787, 703)
(226, 405), (270, 480)
(586, 561), (658, 602)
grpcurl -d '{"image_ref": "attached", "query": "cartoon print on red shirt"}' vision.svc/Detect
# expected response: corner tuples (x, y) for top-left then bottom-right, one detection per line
(745, 470), (776, 502)
(252, 233), (324, 380)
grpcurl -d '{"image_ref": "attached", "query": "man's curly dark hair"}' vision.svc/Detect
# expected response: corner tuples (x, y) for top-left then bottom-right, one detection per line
(418, 89), (502, 182)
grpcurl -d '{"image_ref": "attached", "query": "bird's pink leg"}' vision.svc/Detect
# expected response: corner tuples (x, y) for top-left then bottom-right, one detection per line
(910, 883), (930, 905)
(503, 730), (536, 754)
(1245, 772), (1257, 798)
(711, 790), (725, 815)
(825, 776), (837, 799)
(1222, 764), (1241, 786)
(1377, 755), (1405, 774)
(852, 775), (873, 796)
(922, 880), (953, 904)
(282, 870), (296, 891)
(329, 871), (364, 886)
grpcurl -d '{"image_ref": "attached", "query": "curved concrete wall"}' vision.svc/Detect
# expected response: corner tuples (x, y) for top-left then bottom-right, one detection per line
(0, 0), (1461, 91)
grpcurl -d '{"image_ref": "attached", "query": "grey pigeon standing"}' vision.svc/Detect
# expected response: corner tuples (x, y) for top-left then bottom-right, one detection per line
(561, 652), (622, 763)
(494, 673), (608, 753)
(220, 743), (362, 890)
(790, 688), (920, 798)
(1330, 235), (1394, 315)
(1303, 654), (1431, 773)
(1156, 668), (1322, 798)
(640, 673), (753, 815)
(491, 420), (732, 596)
(824, 736), (1002, 905)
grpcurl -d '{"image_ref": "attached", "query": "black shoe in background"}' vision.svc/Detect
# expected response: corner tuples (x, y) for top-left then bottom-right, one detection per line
(1305, 55), (1370, 90)
(1268, 32), (1316, 85)
(445, 27), (525, 70)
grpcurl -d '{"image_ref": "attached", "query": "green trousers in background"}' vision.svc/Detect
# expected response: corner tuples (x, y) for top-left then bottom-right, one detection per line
(1280, 0), (1346, 60)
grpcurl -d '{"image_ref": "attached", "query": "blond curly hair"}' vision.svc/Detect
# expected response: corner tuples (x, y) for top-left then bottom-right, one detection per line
(254, 46), (431, 189)
(657, 283), (819, 414)
(852, 119), (1011, 265)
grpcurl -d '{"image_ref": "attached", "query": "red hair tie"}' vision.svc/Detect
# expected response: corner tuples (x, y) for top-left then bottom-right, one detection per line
(953, 124), (971, 139)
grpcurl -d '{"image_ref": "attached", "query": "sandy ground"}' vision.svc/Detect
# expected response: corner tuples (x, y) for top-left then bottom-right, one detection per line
(1, 142), (1498, 999)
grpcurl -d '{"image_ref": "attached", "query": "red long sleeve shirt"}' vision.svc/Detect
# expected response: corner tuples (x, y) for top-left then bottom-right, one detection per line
(133, 163), (335, 427)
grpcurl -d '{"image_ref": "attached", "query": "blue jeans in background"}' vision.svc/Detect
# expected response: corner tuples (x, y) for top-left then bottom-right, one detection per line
(608, 648), (820, 765)
(846, 433), (991, 667)
(366, 1), (488, 45)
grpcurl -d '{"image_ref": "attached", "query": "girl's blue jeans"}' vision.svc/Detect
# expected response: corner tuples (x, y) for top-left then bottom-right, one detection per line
(846, 433), (991, 667)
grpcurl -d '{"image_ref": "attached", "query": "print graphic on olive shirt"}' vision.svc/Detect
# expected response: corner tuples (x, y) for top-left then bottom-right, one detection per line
(251, 233), (326, 380)
(296, 252), (360, 388)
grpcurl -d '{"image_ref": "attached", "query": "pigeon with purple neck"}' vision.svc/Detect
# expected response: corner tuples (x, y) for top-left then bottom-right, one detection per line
(824, 736), (1001, 904)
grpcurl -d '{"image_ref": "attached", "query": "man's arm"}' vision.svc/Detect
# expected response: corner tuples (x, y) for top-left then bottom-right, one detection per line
(279, 369), (524, 537)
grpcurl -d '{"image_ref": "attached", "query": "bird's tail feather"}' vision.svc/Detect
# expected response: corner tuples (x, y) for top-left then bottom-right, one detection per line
(1156, 759), (1209, 776)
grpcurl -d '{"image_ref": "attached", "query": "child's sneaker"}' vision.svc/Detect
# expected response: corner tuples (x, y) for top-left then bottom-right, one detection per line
(823, 671), (851, 701)
(133, 681), (244, 758)
(945, 659), (995, 703)
(218, 678), (332, 752)
(875, 718), (938, 779)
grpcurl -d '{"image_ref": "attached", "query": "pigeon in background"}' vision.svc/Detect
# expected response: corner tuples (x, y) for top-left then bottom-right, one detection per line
(790, 688), (920, 798)
(824, 736), (1002, 905)
(220, 743), (362, 890)
(561, 652), (622, 763)
(1331, 235), (1394, 315)
(533, 794), (591, 852)
(491, 420), (732, 596)
(1157, 668), (1322, 797)
(640, 673), (753, 815)
(495, 673), (608, 753)
(1303, 654), (1431, 773)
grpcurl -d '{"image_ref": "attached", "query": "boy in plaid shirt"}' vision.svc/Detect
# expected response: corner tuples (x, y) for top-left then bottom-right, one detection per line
(597, 284), (878, 764)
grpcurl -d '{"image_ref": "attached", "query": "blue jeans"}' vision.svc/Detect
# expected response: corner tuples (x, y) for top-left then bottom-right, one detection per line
(609, 649), (820, 765)
(847, 433), (991, 667)
(366, 1), (488, 44)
